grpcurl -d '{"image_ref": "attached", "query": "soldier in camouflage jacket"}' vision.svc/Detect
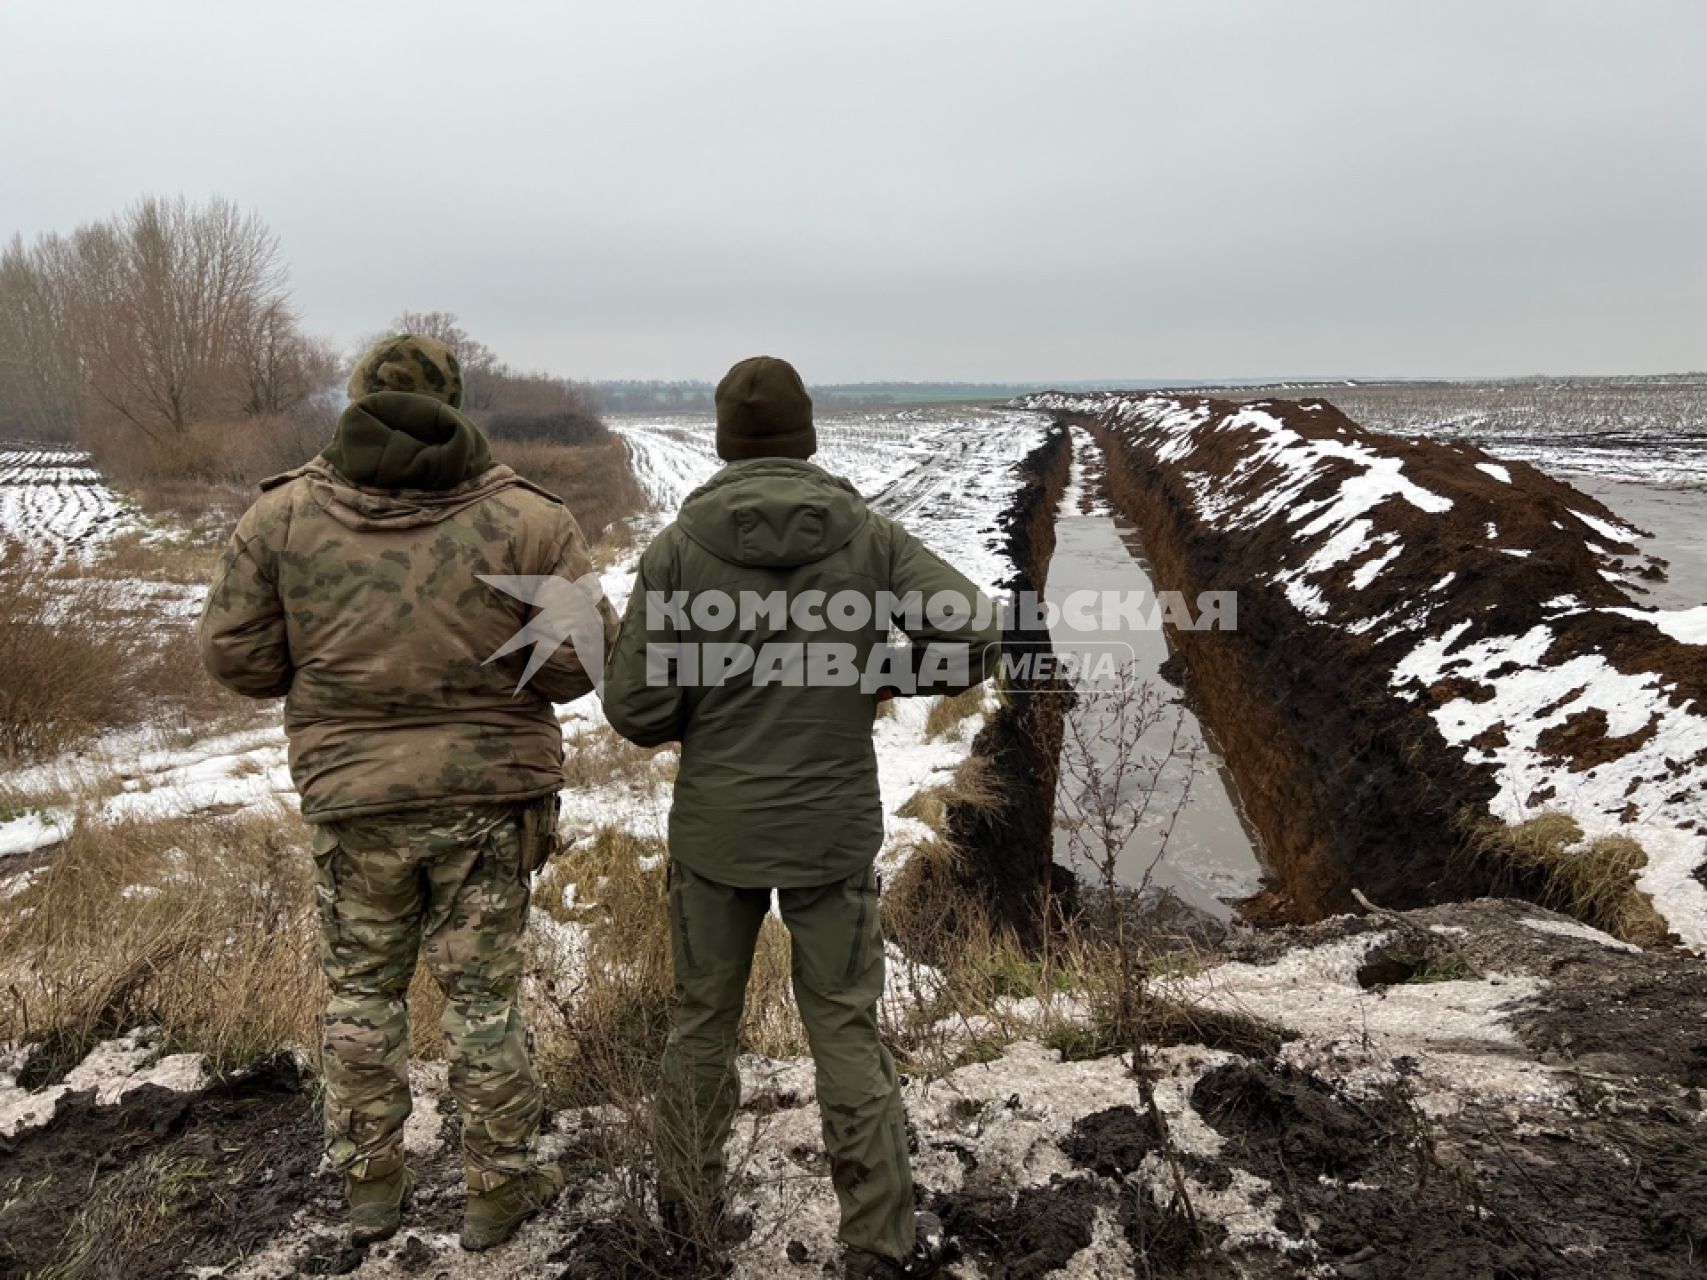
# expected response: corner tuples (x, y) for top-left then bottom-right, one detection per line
(199, 334), (617, 1250)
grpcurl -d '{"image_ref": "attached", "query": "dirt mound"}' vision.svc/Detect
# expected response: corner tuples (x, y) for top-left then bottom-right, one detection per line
(1022, 391), (1707, 946)
(933, 1180), (1100, 1278)
(1191, 1061), (1392, 1179)
(0, 1055), (320, 1279)
(1061, 1103), (1161, 1176)
(891, 424), (1078, 949)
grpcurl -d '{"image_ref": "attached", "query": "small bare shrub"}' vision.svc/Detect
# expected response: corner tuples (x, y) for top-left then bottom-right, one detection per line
(0, 554), (149, 761)
(493, 437), (647, 542)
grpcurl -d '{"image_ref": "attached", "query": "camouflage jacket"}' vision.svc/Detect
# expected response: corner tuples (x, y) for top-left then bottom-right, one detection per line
(199, 393), (617, 822)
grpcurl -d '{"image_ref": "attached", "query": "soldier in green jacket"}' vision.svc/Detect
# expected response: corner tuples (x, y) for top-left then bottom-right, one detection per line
(199, 334), (617, 1252)
(602, 356), (1002, 1278)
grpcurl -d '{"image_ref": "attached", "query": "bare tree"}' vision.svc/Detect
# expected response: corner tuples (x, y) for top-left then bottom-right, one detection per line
(231, 297), (336, 417)
(1056, 662), (1205, 1243)
(392, 309), (501, 409)
(70, 196), (287, 435)
(0, 234), (84, 440)
(1055, 663), (1200, 1054)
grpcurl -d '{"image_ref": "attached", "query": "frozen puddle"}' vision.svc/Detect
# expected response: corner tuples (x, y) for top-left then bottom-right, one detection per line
(1573, 476), (1707, 610)
(1048, 440), (1267, 917)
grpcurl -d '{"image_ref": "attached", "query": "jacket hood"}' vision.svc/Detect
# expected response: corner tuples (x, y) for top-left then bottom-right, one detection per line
(677, 458), (867, 568)
(323, 391), (493, 491)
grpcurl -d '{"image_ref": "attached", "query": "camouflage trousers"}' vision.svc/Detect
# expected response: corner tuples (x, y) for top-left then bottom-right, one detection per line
(658, 861), (915, 1262)
(311, 802), (542, 1192)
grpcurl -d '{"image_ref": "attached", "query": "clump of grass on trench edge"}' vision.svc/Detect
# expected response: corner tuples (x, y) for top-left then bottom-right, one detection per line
(1465, 810), (1672, 946)
(922, 686), (988, 743)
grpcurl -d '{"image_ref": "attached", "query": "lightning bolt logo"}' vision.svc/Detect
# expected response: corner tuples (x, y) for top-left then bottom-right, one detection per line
(478, 572), (608, 695)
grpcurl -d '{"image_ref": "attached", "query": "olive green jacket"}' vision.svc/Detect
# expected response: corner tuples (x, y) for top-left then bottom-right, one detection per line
(199, 391), (617, 821)
(602, 458), (1000, 887)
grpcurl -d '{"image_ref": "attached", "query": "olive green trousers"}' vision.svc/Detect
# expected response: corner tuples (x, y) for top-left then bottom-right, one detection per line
(657, 861), (916, 1262)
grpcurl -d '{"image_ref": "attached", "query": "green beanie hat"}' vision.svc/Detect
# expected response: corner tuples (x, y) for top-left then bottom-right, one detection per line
(714, 355), (816, 461)
(347, 333), (464, 408)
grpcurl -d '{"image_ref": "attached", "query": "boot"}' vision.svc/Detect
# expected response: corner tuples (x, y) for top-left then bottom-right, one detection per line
(844, 1211), (948, 1278)
(347, 1166), (415, 1247)
(460, 1164), (565, 1252)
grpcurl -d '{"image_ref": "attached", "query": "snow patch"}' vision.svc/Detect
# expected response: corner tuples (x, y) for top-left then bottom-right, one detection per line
(1520, 916), (1642, 954)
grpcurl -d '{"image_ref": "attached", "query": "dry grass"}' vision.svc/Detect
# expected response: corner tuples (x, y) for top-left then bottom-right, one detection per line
(893, 755), (1005, 848)
(0, 549), (261, 765)
(562, 725), (675, 792)
(0, 807), (322, 1076)
(0, 556), (151, 762)
(70, 530), (222, 586)
(529, 827), (806, 1114)
(1467, 811), (1672, 946)
(878, 886), (1259, 1077)
(83, 415), (327, 534)
(494, 436), (649, 543)
(922, 687), (986, 742)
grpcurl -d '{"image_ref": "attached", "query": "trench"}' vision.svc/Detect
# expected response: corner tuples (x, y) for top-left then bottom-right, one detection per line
(1045, 438), (1269, 919)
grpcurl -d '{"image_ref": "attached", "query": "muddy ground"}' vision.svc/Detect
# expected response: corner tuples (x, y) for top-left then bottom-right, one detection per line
(3, 899), (1704, 1279)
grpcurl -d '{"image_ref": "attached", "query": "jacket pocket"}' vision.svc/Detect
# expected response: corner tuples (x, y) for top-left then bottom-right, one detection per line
(310, 825), (344, 949)
(666, 863), (697, 972)
(843, 866), (878, 985)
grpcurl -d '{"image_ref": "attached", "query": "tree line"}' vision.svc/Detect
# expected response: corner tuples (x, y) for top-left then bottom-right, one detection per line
(0, 196), (604, 451)
(0, 196), (333, 442)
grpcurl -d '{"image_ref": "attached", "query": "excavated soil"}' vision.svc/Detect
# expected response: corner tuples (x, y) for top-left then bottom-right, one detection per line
(0, 1057), (322, 1279)
(1053, 393), (1705, 925)
(4, 901), (1706, 1276)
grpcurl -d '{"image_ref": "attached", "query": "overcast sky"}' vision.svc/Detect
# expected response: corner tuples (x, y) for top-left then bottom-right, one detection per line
(3, 1), (1703, 383)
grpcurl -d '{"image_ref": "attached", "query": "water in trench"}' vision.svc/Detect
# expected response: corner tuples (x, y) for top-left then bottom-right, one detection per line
(1573, 476), (1707, 611)
(1046, 440), (1268, 920)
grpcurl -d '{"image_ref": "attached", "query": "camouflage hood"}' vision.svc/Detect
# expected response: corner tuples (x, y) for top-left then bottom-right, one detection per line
(677, 459), (866, 569)
(281, 391), (523, 533)
(323, 391), (493, 492)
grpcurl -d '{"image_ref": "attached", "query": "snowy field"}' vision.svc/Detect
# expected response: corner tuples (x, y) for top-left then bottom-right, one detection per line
(559, 405), (1049, 875)
(0, 445), (139, 561)
(1229, 375), (1707, 488)
(617, 404), (1049, 595)
(0, 407), (1051, 878)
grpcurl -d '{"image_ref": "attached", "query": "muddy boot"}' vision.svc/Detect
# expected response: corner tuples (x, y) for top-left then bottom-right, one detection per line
(460, 1165), (565, 1252)
(347, 1167), (415, 1247)
(844, 1211), (948, 1278)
